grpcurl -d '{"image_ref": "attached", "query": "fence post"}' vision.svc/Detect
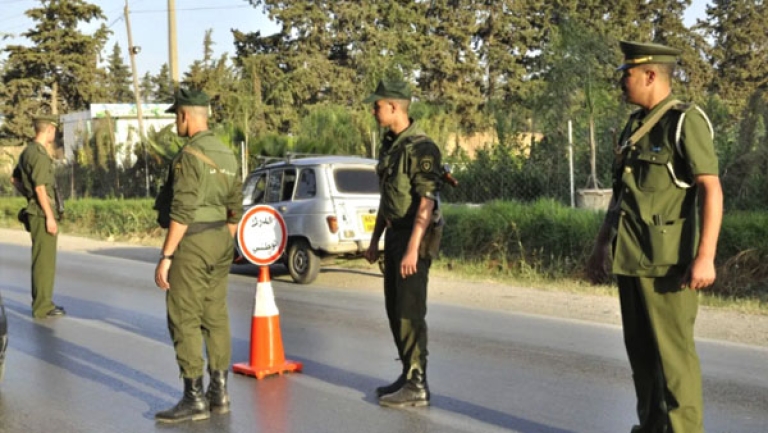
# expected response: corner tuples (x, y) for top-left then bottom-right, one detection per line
(568, 120), (574, 208)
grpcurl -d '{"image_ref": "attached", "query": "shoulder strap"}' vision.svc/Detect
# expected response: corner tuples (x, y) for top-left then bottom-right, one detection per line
(182, 146), (220, 170)
(665, 104), (715, 189)
(181, 146), (233, 188)
(624, 98), (684, 147)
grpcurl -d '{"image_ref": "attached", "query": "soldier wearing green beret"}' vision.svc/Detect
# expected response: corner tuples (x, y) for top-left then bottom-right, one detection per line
(153, 89), (243, 423)
(363, 79), (444, 408)
(587, 41), (723, 433)
(11, 115), (66, 318)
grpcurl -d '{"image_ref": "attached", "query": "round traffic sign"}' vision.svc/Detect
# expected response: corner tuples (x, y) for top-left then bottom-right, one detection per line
(237, 205), (287, 266)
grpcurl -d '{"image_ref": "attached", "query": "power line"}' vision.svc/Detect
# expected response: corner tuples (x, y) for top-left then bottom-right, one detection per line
(131, 5), (251, 14)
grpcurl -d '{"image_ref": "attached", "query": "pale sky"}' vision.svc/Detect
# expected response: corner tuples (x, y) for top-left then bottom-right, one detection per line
(1, 0), (709, 79)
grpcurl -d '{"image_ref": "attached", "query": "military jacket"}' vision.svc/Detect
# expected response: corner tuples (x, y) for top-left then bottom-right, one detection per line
(376, 121), (442, 226)
(163, 131), (243, 226)
(15, 141), (56, 217)
(611, 95), (718, 277)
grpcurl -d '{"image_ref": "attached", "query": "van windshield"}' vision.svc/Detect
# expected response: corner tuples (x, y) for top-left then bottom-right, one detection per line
(334, 168), (379, 194)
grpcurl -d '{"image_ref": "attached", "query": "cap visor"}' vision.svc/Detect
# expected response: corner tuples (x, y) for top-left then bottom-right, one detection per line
(362, 94), (383, 104)
(164, 103), (177, 114)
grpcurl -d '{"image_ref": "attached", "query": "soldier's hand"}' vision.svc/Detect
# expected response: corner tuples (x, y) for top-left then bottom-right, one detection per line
(155, 259), (172, 290)
(363, 243), (379, 264)
(683, 257), (716, 290)
(585, 244), (610, 285)
(400, 249), (418, 279)
(45, 217), (58, 236)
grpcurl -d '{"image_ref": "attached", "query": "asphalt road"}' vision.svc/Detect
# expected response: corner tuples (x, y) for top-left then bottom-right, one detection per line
(0, 241), (766, 433)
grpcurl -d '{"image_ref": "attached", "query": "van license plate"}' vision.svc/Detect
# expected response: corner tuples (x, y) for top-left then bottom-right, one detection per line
(361, 214), (376, 233)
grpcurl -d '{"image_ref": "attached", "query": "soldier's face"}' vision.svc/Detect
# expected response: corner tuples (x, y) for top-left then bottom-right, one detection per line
(372, 100), (394, 128)
(620, 66), (651, 106)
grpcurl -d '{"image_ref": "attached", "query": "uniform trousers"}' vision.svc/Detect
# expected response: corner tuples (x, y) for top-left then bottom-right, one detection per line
(383, 227), (430, 379)
(29, 214), (58, 318)
(617, 275), (703, 433)
(166, 225), (233, 378)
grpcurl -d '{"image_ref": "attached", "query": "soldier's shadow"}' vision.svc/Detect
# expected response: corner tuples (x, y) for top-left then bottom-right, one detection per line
(1, 294), (180, 420)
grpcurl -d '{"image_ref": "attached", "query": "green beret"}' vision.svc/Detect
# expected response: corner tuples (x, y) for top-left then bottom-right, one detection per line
(165, 88), (211, 113)
(363, 79), (412, 103)
(618, 41), (681, 70)
(33, 114), (60, 128)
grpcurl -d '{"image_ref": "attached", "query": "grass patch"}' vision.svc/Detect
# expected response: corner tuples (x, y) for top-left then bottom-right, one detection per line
(1, 196), (766, 314)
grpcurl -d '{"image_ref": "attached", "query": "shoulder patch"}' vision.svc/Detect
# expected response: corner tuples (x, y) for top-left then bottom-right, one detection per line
(419, 156), (434, 173)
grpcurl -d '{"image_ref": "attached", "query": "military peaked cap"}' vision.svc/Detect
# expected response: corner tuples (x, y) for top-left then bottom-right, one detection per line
(33, 114), (60, 128)
(618, 41), (681, 70)
(363, 79), (412, 103)
(165, 88), (211, 113)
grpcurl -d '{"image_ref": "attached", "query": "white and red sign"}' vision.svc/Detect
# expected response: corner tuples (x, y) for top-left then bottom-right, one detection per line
(237, 205), (287, 266)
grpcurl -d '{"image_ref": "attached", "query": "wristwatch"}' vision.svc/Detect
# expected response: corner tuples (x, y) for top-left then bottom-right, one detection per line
(160, 254), (174, 261)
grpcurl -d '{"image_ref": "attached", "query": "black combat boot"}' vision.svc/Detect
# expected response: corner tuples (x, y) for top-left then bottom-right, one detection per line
(378, 370), (430, 408)
(155, 377), (210, 423)
(206, 370), (231, 414)
(375, 372), (407, 398)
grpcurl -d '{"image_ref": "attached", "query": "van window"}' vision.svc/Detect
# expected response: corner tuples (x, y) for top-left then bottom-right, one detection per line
(266, 168), (297, 203)
(334, 168), (379, 194)
(242, 172), (267, 206)
(295, 169), (316, 199)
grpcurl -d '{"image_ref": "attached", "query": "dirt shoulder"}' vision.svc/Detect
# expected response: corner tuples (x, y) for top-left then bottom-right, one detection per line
(3, 228), (766, 348)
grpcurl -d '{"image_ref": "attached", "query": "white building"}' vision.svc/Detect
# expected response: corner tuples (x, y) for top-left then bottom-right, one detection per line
(61, 103), (176, 167)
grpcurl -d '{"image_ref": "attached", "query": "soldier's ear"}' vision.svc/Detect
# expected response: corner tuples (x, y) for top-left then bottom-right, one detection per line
(646, 68), (656, 85)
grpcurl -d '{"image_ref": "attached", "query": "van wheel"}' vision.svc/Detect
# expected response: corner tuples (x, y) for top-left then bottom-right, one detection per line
(287, 239), (320, 284)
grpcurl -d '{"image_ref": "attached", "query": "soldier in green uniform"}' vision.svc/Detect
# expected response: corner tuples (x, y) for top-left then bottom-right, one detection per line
(153, 89), (243, 423)
(11, 115), (66, 319)
(363, 79), (443, 408)
(587, 42), (723, 433)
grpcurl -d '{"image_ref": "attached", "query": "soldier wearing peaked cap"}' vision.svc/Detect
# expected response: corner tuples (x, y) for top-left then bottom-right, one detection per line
(363, 79), (444, 408)
(11, 114), (66, 319)
(153, 89), (243, 423)
(587, 41), (723, 433)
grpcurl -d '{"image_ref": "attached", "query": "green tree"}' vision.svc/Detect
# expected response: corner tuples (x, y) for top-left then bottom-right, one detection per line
(701, 0), (768, 117)
(105, 42), (133, 103)
(152, 63), (175, 103)
(140, 71), (154, 102)
(0, 0), (109, 143)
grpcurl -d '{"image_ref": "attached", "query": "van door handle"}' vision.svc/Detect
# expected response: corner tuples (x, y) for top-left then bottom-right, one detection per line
(278, 206), (287, 213)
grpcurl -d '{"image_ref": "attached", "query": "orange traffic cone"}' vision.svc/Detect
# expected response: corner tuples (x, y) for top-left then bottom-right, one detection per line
(233, 266), (303, 379)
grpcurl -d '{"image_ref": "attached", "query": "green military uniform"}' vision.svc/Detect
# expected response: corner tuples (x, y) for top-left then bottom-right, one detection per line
(376, 120), (443, 383)
(14, 115), (62, 318)
(611, 42), (718, 433)
(154, 89), (243, 423)
(163, 131), (243, 378)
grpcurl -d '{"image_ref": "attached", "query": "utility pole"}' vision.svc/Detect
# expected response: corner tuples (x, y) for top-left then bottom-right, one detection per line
(168, 0), (180, 89)
(124, 0), (150, 197)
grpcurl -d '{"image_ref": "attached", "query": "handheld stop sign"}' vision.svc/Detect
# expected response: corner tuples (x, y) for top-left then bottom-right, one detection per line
(237, 205), (287, 266)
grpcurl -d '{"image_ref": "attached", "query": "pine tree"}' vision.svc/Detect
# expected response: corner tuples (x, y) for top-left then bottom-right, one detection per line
(140, 71), (154, 102)
(0, 0), (108, 143)
(105, 43), (133, 103)
(152, 63), (175, 103)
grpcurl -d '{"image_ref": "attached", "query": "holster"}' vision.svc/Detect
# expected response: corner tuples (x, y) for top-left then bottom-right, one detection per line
(418, 210), (444, 260)
(17, 208), (30, 232)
